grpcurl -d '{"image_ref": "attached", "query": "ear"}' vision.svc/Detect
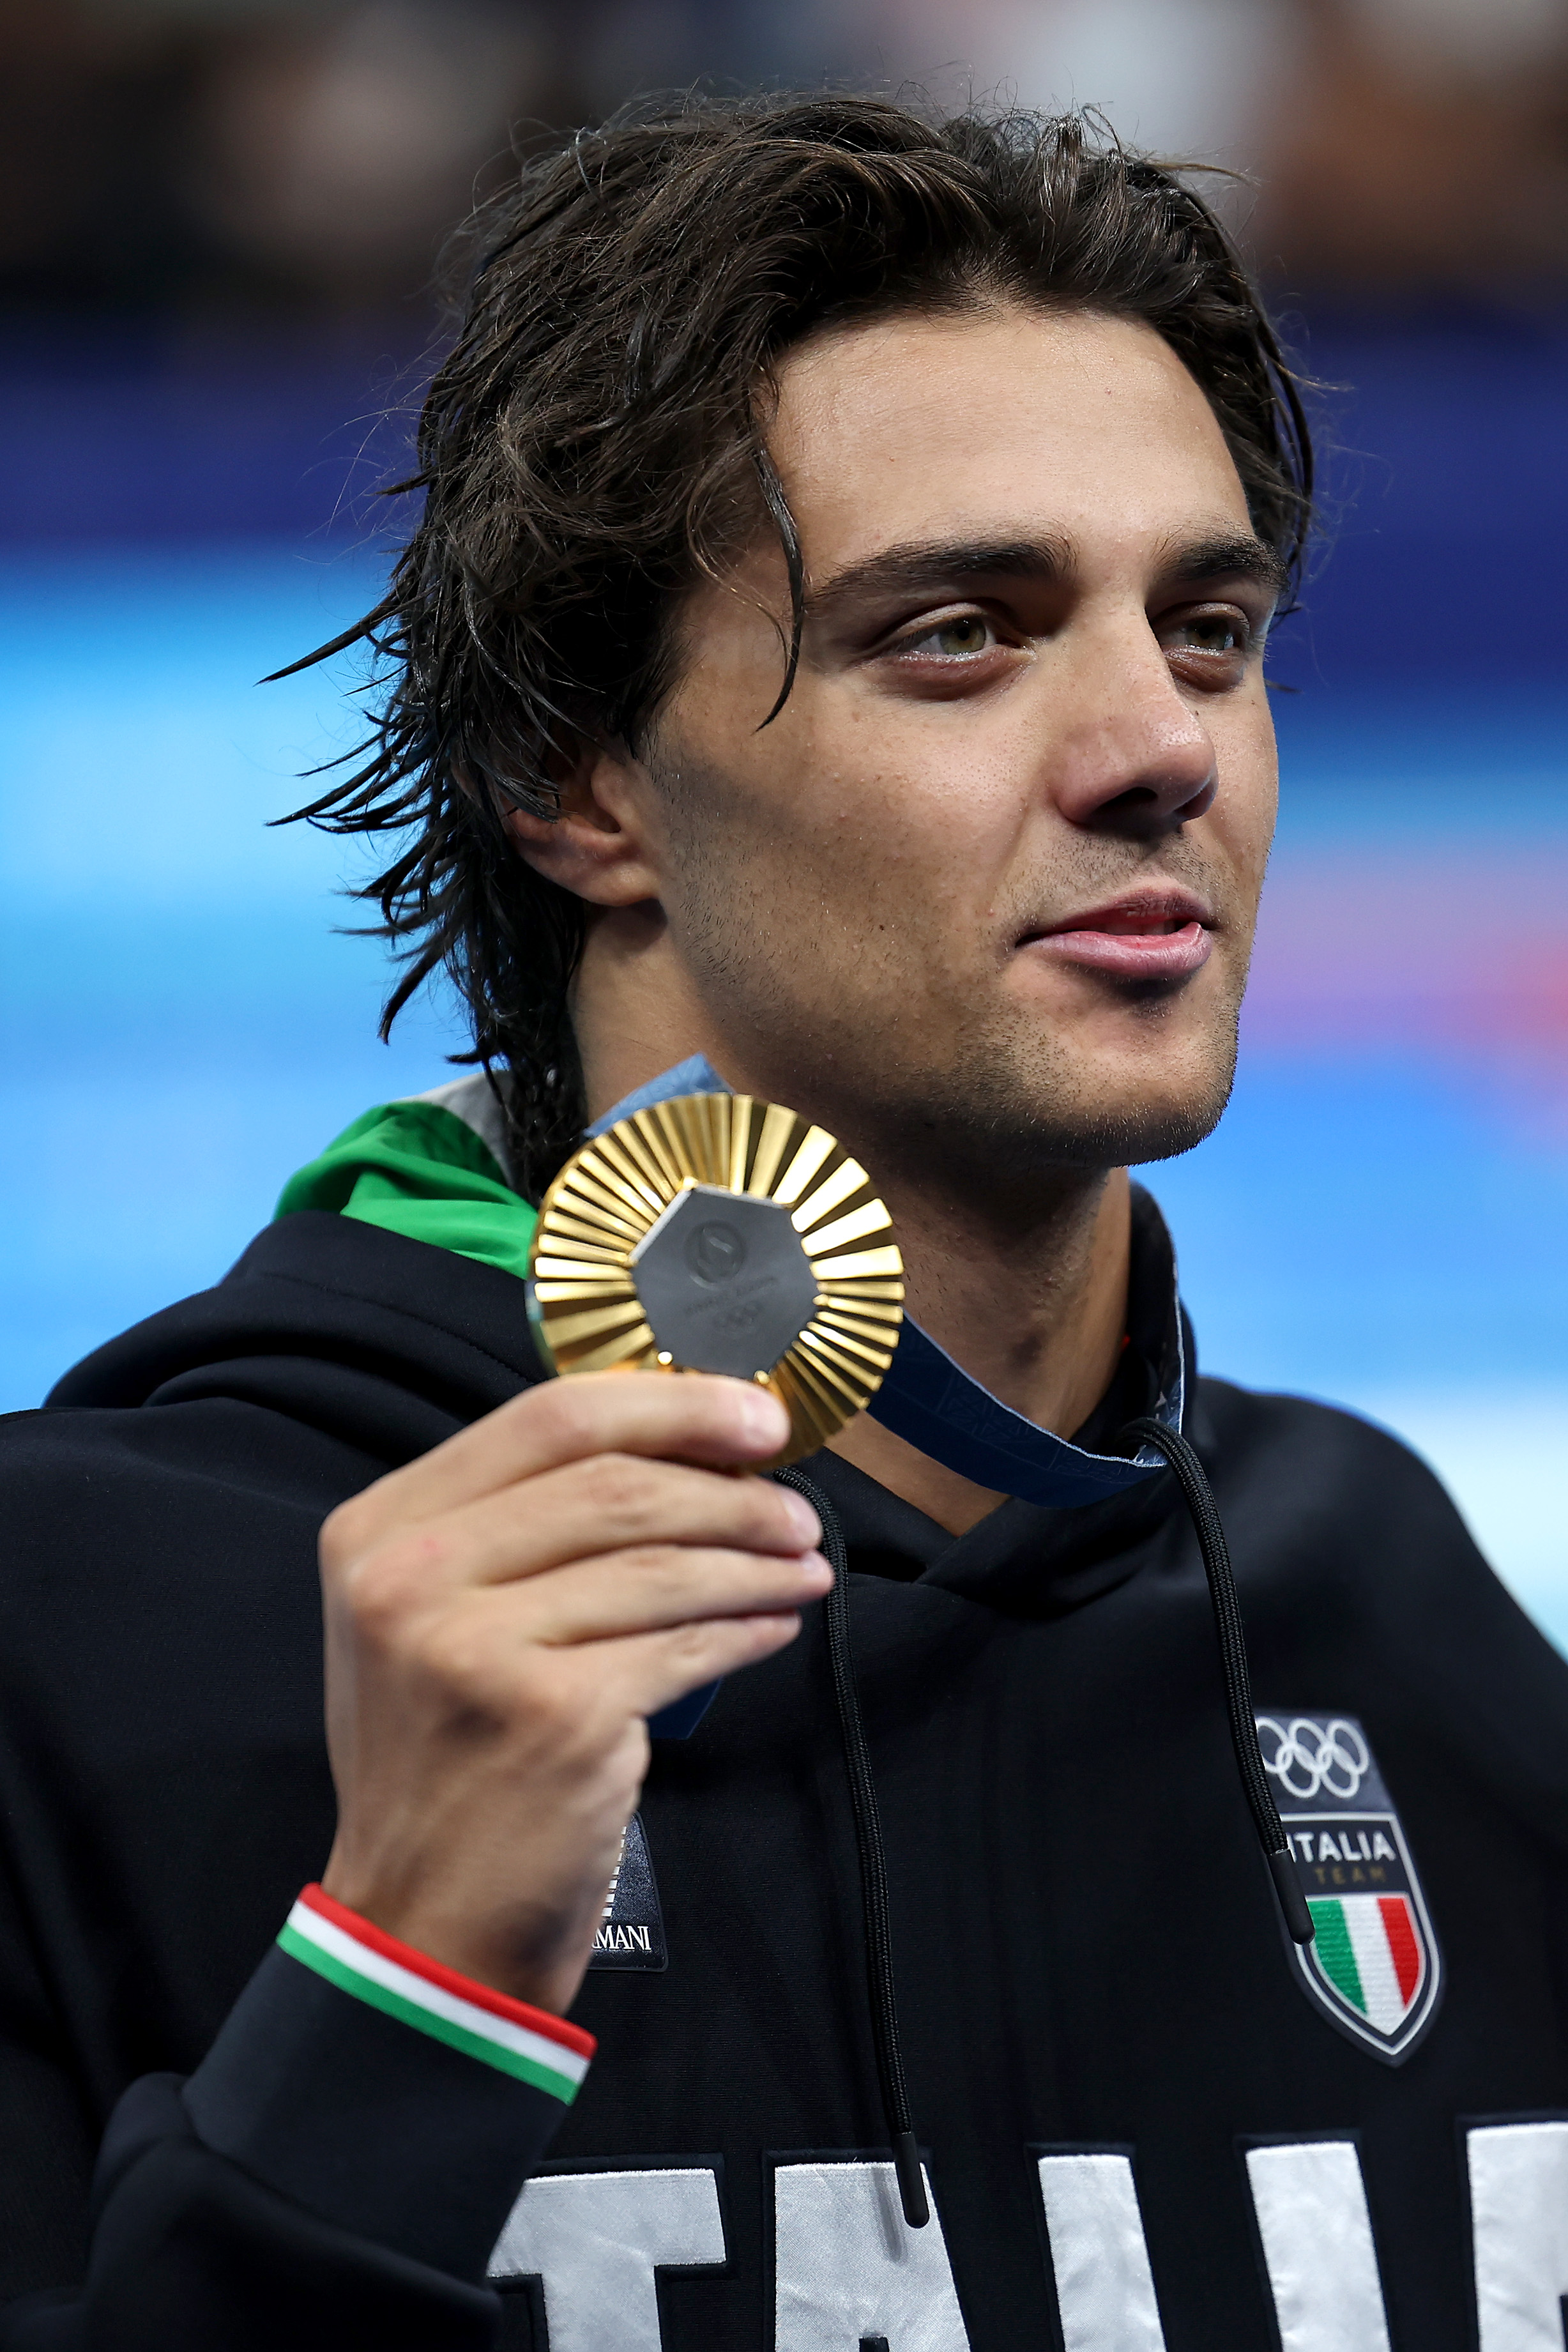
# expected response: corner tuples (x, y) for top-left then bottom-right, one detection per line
(503, 740), (662, 907)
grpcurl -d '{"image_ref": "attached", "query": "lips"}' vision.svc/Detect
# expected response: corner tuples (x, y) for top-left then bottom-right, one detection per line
(1019, 890), (1215, 982)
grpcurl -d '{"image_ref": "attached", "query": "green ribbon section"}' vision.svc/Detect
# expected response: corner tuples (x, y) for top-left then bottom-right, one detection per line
(1308, 1897), (1367, 2015)
(275, 1098), (538, 1283)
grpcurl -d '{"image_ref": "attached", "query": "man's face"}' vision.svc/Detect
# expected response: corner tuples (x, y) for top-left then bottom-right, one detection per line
(635, 303), (1281, 1187)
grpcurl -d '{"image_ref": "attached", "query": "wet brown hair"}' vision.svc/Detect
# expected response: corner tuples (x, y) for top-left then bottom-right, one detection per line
(285, 91), (1312, 1198)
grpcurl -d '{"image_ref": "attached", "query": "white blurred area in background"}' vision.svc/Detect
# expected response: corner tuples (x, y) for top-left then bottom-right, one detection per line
(1361, 1394), (1566, 1637)
(24, 0), (1567, 305)
(876, 0), (1301, 166)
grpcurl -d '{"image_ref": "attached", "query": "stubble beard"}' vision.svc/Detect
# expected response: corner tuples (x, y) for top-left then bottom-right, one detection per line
(888, 998), (1243, 1199)
(649, 745), (1247, 1203)
(674, 880), (1244, 1205)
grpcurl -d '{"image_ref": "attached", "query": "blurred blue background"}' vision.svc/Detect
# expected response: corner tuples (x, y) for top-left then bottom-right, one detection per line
(2, 0), (1565, 1651)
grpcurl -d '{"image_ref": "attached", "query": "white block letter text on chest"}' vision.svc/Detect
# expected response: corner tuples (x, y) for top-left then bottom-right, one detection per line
(1469, 2120), (1568, 2352)
(488, 2165), (726, 2352)
(773, 2160), (971, 2350)
(1245, 2140), (1392, 2352)
(1035, 2152), (1168, 2352)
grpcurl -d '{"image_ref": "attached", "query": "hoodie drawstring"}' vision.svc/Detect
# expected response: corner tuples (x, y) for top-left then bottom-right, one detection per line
(1116, 1417), (1316, 1948)
(774, 1421), (1313, 2241)
(775, 1465), (931, 2230)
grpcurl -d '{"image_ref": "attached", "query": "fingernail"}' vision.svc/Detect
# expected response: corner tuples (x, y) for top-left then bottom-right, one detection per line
(742, 1387), (790, 1446)
(783, 1492), (821, 1546)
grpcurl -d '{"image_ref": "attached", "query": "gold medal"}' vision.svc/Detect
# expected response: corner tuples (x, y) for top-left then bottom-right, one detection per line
(528, 1092), (904, 1465)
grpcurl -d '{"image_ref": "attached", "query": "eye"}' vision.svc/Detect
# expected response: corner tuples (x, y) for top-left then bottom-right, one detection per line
(931, 614), (993, 656)
(897, 611), (1000, 659)
(1168, 609), (1251, 657)
(1184, 615), (1243, 653)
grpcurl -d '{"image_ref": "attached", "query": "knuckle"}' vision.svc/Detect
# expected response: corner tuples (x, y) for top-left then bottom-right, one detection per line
(508, 1377), (574, 1443)
(524, 1373), (636, 1451)
(584, 1452), (664, 1538)
(680, 1375), (752, 1439)
(339, 1532), (446, 1640)
(747, 1485), (806, 1548)
(509, 1656), (604, 1764)
(489, 1378), (585, 1473)
(519, 1660), (582, 1739)
(658, 1619), (712, 1674)
(662, 1609), (771, 1676)
(320, 1490), (376, 1572)
(612, 1542), (696, 1594)
(419, 1611), (509, 1702)
(337, 1569), (408, 1653)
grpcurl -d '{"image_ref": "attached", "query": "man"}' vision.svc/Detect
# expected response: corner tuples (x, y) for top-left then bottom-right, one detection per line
(3, 93), (1565, 2349)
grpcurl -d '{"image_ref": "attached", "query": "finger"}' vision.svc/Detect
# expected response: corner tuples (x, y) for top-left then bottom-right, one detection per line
(497, 1545), (832, 1645)
(397, 1456), (821, 1592)
(595, 1610), (810, 1721)
(328, 1373), (789, 1552)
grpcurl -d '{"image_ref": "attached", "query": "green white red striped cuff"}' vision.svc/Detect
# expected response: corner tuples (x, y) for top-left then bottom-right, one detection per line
(277, 1884), (595, 2105)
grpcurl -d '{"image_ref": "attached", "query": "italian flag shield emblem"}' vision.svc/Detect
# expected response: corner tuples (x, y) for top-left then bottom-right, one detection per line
(1256, 1711), (1442, 2063)
(1308, 1893), (1426, 2038)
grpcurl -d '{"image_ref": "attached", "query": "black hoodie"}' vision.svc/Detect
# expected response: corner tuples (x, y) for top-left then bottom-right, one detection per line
(1, 1173), (1567, 2349)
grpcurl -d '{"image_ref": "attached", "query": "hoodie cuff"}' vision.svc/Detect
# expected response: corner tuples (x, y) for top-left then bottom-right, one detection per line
(183, 1885), (595, 2281)
(278, 1885), (595, 2099)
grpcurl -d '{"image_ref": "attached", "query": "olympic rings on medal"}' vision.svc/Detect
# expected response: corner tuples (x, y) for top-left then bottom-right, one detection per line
(1255, 1716), (1371, 1802)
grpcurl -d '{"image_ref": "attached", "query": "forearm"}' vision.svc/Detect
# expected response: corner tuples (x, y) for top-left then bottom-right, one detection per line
(0, 1375), (812, 2345)
(1, 1892), (592, 2351)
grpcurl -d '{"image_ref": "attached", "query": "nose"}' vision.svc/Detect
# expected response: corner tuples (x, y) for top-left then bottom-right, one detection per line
(1044, 621), (1218, 836)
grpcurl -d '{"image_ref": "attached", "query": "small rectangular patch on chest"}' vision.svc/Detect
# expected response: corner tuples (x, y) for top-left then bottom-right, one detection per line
(588, 1812), (667, 1971)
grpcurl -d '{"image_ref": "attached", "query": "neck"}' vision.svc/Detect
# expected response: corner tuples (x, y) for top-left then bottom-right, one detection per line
(825, 1163), (1129, 1535)
(572, 913), (1132, 1538)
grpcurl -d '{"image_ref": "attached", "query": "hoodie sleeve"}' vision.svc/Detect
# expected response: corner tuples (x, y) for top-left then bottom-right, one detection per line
(0, 1888), (592, 2350)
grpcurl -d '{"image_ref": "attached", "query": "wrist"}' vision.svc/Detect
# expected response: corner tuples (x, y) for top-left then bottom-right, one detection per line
(318, 1859), (597, 2016)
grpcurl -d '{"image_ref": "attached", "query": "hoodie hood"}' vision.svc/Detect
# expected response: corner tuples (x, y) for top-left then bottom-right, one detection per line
(273, 1076), (533, 1283)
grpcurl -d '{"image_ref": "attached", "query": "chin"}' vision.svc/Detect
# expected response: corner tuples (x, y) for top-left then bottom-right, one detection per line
(1046, 1007), (1241, 1166)
(1086, 1089), (1231, 1169)
(1067, 1050), (1238, 1167)
(1005, 1092), (1229, 1176)
(908, 1027), (1239, 1184)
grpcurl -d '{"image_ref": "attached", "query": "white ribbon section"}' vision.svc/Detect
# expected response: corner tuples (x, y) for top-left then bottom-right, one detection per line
(488, 2165), (725, 2351)
(773, 2160), (970, 2349)
(1035, 2153), (1167, 2352)
(1468, 2119), (1568, 2351)
(1245, 2141), (1392, 2352)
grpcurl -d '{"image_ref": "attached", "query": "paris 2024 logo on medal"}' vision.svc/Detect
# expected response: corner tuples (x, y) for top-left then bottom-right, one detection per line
(1256, 1711), (1442, 2063)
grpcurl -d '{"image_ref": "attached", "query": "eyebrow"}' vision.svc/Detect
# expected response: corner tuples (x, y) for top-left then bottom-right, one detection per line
(807, 537), (1074, 619)
(1163, 531), (1290, 599)
(805, 527), (1288, 618)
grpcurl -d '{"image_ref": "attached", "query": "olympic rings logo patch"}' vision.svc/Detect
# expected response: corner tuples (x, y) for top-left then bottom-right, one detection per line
(1256, 1715), (1371, 1802)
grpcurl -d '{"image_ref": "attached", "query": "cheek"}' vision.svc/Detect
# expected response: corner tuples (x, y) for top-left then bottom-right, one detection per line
(800, 703), (1028, 896)
(1209, 710), (1278, 892)
(803, 795), (1017, 979)
(658, 680), (1028, 971)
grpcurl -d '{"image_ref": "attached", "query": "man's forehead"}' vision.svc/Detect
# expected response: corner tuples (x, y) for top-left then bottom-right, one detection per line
(765, 305), (1255, 579)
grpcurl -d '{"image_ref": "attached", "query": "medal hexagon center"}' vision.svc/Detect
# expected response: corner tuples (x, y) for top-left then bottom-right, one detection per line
(629, 1184), (821, 1379)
